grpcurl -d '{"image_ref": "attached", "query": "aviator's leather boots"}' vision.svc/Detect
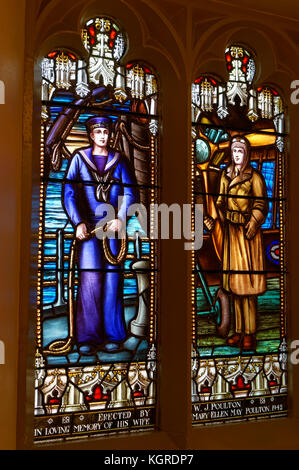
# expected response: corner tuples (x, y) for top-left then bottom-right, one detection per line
(227, 334), (242, 347)
(242, 334), (256, 351)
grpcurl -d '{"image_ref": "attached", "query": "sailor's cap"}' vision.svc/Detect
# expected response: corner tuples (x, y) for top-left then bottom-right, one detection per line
(86, 116), (112, 132)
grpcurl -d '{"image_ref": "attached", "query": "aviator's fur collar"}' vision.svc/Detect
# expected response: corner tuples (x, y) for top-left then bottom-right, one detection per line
(226, 163), (253, 190)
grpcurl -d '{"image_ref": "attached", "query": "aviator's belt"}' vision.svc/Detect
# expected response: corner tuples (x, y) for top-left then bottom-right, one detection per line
(226, 210), (250, 225)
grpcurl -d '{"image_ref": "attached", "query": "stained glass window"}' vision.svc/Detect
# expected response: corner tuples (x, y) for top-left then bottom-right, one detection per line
(34, 16), (159, 442)
(191, 45), (287, 425)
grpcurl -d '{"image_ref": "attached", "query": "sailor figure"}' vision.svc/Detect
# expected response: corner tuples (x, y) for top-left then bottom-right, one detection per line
(63, 116), (139, 354)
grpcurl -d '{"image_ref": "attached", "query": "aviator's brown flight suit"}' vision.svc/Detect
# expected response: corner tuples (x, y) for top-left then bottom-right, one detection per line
(216, 163), (268, 335)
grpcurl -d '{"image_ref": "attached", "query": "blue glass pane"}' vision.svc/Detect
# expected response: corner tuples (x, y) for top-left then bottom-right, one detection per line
(261, 161), (275, 229)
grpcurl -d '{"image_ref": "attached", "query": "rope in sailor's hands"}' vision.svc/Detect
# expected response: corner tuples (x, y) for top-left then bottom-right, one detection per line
(90, 223), (128, 266)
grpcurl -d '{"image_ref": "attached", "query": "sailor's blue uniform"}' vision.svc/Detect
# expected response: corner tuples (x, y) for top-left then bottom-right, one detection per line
(63, 146), (139, 345)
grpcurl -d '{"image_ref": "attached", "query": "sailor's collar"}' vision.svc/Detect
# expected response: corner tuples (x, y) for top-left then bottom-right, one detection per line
(78, 147), (120, 173)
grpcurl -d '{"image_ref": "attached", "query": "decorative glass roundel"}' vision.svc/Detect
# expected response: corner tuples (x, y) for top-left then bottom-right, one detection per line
(195, 138), (211, 164)
(267, 241), (280, 265)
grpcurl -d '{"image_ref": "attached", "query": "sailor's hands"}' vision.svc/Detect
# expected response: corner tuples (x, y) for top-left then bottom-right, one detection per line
(204, 215), (215, 232)
(106, 219), (123, 232)
(245, 218), (258, 240)
(76, 223), (89, 240)
(76, 220), (123, 240)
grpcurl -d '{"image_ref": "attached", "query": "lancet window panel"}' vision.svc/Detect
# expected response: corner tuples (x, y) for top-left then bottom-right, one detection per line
(191, 44), (287, 426)
(34, 15), (160, 443)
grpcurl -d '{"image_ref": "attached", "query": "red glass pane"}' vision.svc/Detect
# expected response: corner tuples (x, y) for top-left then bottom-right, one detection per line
(89, 26), (95, 37)
(93, 387), (102, 400)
